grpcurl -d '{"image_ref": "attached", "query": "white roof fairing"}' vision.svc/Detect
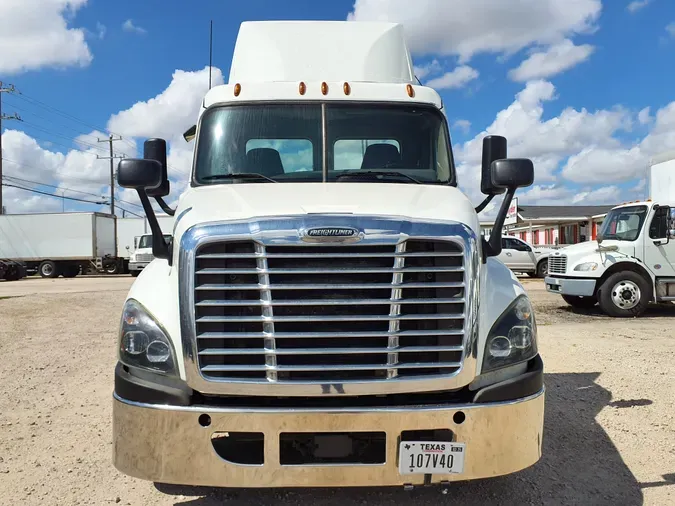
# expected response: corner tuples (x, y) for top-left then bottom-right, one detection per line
(228, 21), (416, 84)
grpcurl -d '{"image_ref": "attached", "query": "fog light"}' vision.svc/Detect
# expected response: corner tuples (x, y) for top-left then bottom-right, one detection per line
(146, 340), (170, 363)
(489, 336), (512, 358)
(122, 331), (149, 355)
(508, 326), (533, 349)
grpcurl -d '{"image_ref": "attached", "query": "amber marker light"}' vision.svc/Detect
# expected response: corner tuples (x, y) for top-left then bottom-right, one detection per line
(406, 84), (415, 98)
(299, 82), (306, 95)
(233, 83), (241, 96)
(343, 82), (351, 95)
(321, 82), (329, 95)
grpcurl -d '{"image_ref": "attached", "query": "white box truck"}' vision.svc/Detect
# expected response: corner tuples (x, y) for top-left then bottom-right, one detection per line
(0, 212), (116, 278)
(546, 151), (675, 317)
(113, 216), (174, 274)
(111, 21), (544, 489)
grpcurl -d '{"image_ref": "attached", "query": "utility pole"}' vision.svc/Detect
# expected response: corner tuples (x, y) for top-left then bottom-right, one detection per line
(0, 81), (21, 215)
(97, 134), (124, 216)
(97, 134), (124, 268)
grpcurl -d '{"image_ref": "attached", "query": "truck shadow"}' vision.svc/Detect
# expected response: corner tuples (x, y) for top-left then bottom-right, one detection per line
(157, 373), (645, 506)
(561, 301), (675, 319)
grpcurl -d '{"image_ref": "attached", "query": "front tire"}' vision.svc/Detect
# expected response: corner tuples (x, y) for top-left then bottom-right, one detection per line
(130, 270), (140, 277)
(562, 294), (597, 309)
(597, 271), (650, 317)
(536, 259), (548, 278)
(39, 260), (60, 278)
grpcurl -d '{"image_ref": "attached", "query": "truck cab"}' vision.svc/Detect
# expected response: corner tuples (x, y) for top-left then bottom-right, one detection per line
(546, 200), (675, 316)
(128, 233), (172, 277)
(111, 21), (543, 489)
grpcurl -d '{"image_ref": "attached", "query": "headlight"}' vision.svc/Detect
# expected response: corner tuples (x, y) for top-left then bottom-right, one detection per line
(483, 295), (538, 372)
(574, 262), (598, 271)
(119, 299), (177, 375)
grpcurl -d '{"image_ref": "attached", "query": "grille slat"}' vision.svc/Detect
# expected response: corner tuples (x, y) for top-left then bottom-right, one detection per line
(135, 253), (154, 262)
(198, 345), (464, 356)
(194, 239), (466, 382)
(548, 255), (567, 274)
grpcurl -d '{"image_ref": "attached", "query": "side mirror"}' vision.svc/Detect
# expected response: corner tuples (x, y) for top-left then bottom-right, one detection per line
(117, 158), (163, 190)
(491, 158), (535, 189)
(481, 135), (508, 195)
(143, 138), (170, 197)
(183, 125), (197, 142)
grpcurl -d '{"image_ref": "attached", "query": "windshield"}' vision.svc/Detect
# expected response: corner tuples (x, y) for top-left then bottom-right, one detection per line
(599, 205), (648, 241)
(137, 235), (171, 249)
(193, 103), (454, 185)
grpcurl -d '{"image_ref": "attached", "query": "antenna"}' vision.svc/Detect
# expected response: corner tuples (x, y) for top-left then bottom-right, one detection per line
(209, 20), (213, 90)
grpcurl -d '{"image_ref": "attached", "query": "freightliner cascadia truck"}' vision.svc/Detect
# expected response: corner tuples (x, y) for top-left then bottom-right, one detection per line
(112, 21), (544, 489)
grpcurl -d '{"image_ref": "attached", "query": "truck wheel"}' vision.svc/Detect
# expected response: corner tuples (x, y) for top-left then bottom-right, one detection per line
(562, 294), (597, 309)
(130, 270), (140, 277)
(62, 265), (80, 278)
(536, 260), (548, 278)
(105, 262), (121, 275)
(598, 271), (650, 317)
(38, 260), (60, 278)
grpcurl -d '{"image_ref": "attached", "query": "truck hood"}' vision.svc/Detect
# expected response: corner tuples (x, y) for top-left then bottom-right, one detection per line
(551, 240), (636, 273)
(172, 182), (480, 236)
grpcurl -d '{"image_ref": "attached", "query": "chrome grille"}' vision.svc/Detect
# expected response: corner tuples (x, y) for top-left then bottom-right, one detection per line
(548, 255), (567, 274)
(134, 253), (154, 262)
(193, 239), (466, 383)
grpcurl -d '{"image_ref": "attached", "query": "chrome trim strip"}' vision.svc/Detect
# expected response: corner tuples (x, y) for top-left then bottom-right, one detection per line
(387, 241), (405, 379)
(113, 387), (544, 413)
(255, 242), (277, 382)
(179, 214), (480, 397)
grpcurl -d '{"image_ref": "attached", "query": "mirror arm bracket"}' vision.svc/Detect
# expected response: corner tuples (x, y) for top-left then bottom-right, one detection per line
(154, 196), (176, 216)
(137, 189), (171, 263)
(474, 194), (495, 214)
(485, 187), (517, 258)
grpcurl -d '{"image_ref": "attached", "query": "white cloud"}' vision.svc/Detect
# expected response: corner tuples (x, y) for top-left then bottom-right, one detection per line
(453, 120), (472, 133)
(414, 59), (442, 79)
(122, 19), (147, 35)
(0, 0), (92, 75)
(1, 67), (222, 214)
(638, 106), (652, 125)
(627, 0), (651, 13)
(96, 22), (106, 40)
(426, 66), (478, 90)
(508, 39), (594, 81)
(667, 22), (675, 38)
(562, 147), (647, 183)
(348, 0), (601, 62)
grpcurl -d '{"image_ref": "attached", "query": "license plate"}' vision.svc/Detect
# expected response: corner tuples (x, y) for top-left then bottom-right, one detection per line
(398, 441), (465, 475)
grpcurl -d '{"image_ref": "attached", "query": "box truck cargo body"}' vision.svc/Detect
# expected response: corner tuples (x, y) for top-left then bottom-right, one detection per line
(0, 212), (116, 278)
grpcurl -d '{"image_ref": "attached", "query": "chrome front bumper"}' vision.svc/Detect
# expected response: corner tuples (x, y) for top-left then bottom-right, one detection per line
(128, 262), (149, 271)
(545, 276), (596, 297)
(112, 388), (545, 488)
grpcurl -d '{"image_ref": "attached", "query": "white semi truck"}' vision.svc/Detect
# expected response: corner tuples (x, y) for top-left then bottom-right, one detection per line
(116, 216), (174, 275)
(546, 152), (675, 317)
(112, 21), (544, 489)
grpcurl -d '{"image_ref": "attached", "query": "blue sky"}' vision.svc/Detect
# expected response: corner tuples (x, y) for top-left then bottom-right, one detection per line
(1, 0), (674, 216)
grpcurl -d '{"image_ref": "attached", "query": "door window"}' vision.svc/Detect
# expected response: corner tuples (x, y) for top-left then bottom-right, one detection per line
(649, 207), (670, 239)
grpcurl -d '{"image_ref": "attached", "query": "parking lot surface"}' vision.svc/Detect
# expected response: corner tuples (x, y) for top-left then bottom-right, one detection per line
(0, 276), (673, 505)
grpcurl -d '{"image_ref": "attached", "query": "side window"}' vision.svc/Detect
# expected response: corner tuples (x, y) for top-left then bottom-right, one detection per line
(515, 239), (531, 252)
(649, 207), (669, 239)
(334, 139), (401, 170)
(503, 238), (517, 250)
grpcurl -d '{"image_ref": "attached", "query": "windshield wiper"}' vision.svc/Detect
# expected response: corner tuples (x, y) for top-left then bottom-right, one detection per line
(201, 173), (278, 183)
(335, 171), (421, 184)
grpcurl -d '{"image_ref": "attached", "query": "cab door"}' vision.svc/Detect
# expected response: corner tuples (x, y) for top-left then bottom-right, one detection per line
(643, 206), (675, 277)
(510, 237), (537, 272)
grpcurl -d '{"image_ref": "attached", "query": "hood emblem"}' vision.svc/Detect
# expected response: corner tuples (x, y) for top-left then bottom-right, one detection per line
(301, 227), (362, 243)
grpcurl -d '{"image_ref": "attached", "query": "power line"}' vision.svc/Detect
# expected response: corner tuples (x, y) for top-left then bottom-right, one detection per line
(19, 119), (112, 155)
(1, 81), (22, 214)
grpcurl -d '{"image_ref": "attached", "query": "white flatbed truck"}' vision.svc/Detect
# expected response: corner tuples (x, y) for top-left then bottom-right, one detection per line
(111, 20), (544, 489)
(546, 152), (675, 317)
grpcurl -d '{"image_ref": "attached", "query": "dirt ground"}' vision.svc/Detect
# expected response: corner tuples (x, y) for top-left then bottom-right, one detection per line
(0, 276), (673, 505)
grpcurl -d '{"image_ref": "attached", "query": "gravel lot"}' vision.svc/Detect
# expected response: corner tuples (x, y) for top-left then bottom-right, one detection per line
(0, 276), (674, 505)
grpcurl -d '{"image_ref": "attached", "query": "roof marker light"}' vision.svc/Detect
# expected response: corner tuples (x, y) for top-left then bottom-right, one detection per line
(321, 82), (329, 95)
(299, 82), (306, 95)
(233, 83), (241, 97)
(343, 82), (351, 95)
(406, 84), (415, 98)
